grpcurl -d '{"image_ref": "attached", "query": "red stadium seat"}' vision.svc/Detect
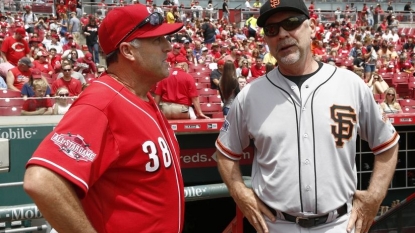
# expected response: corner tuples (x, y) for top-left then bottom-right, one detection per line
(198, 76), (211, 84)
(190, 72), (211, 79)
(399, 99), (415, 107)
(198, 95), (209, 103)
(402, 107), (415, 113)
(209, 95), (222, 104)
(0, 90), (21, 98)
(211, 112), (224, 118)
(200, 103), (222, 113)
(0, 98), (25, 107)
(198, 88), (218, 96)
(0, 106), (22, 116)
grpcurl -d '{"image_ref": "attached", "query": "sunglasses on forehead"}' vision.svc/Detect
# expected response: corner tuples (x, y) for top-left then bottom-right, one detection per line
(263, 15), (308, 37)
(115, 12), (164, 48)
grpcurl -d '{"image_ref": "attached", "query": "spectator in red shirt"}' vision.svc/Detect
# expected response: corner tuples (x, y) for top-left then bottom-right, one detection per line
(33, 51), (54, 75)
(167, 43), (188, 66)
(75, 52), (97, 76)
(154, 61), (209, 119)
(21, 78), (53, 115)
(80, 12), (89, 27)
(56, 1), (68, 17)
(250, 57), (265, 79)
(48, 48), (62, 73)
(6, 57), (32, 91)
(1, 27), (30, 66)
(51, 63), (82, 96)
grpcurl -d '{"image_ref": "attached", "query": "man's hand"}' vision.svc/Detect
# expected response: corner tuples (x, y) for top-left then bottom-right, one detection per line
(347, 190), (381, 233)
(197, 113), (210, 119)
(232, 187), (275, 233)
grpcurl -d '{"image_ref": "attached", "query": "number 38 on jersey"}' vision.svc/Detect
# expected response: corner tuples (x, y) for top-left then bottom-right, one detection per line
(142, 137), (172, 172)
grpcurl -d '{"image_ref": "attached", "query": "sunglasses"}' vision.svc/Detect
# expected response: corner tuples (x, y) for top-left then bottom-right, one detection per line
(63, 69), (71, 72)
(387, 93), (395, 96)
(263, 15), (308, 37)
(59, 93), (69, 97)
(243, 62), (248, 65)
(115, 12), (164, 48)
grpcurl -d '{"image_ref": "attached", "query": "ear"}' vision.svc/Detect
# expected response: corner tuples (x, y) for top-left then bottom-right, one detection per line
(118, 42), (136, 62)
(309, 18), (317, 40)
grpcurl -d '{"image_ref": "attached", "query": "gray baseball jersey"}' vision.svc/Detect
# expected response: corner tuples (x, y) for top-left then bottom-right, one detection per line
(216, 63), (399, 215)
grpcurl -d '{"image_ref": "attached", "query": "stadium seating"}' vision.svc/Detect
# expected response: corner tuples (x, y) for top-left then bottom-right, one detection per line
(399, 99), (415, 108)
(198, 95), (209, 103)
(0, 90), (21, 98)
(209, 95), (222, 104)
(402, 107), (415, 114)
(0, 98), (25, 107)
(200, 103), (222, 114)
(0, 106), (22, 116)
(198, 88), (218, 96)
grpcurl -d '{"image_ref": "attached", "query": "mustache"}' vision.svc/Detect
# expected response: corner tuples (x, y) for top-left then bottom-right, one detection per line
(276, 39), (298, 51)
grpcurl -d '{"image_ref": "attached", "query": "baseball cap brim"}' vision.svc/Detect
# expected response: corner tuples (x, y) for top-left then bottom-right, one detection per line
(258, 7), (309, 27)
(257, 0), (310, 27)
(127, 23), (183, 40)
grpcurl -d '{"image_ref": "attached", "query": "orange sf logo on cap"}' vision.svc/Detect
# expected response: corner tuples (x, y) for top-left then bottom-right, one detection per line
(270, 0), (280, 8)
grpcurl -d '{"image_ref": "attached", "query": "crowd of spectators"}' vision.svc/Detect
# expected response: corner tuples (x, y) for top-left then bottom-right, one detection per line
(0, 2), (107, 116)
(1, 0), (415, 117)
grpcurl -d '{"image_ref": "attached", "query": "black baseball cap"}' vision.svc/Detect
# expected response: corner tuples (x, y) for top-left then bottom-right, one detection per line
(257, 0), (310, 27)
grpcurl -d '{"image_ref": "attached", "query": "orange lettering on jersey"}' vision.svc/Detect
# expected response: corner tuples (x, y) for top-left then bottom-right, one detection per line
(270, 0), (280, 8)
(330, 105), (356, 147)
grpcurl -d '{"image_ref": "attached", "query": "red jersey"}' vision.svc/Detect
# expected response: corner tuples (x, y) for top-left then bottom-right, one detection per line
(50, 55), (62, 71)
(154, 67), (198, 106)
(80, 16), (89, 26)
(1, 36), (30, 66)
(27, 76), (184, 233)
(33, 60), (54, 74)
(250, 64), (266, 78)
(10, 66), (31, 90)
(22, 98), (53, 111)
(76, 57), (97, 74)
(56, 5), (68, 15)
(211, 51), (221, 59)
(51, 77), (82, 96)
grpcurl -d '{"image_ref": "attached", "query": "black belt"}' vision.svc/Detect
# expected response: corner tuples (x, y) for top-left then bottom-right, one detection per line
(267, 203), (348, 228)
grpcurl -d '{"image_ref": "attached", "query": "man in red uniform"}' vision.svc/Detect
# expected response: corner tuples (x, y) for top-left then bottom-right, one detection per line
(1, 27), (30, 66)
(51, 63), (82, 96)
(6, 57), (32, 91)
(250, 56), (266, 79)
(24, 4), (185, 233)
(154, 59), (209, 119)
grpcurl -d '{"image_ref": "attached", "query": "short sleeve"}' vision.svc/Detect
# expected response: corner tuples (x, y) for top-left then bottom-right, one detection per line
(215, 93), (250, 160)
(27, 105), (118, 196)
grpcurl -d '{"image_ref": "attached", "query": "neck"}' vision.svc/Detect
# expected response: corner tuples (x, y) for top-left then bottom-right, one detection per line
(279, 57), (319, 76)
(106, 69), (151, 101)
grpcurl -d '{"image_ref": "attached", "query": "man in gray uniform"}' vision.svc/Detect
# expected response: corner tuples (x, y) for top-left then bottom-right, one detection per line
(215, 0), (399, 233)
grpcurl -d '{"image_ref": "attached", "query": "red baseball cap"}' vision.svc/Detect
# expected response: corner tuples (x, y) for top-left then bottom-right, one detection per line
(98, 4), (183, 55)
(15, 27), (26, 36)
(217, 60), (225, 66)
(173, 43), (181, 49)
(31, 68), (42, 79)
(82, 44), (88, 50)
(84, 52), (93, 60)
(175, 55), (188, 63)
